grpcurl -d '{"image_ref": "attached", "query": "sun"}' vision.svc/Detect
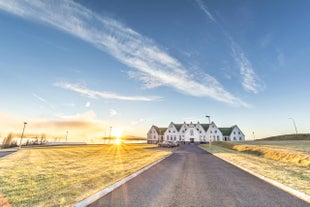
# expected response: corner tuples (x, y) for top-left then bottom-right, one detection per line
(112, 128), (123, 145)
(115, 138), (121, 145)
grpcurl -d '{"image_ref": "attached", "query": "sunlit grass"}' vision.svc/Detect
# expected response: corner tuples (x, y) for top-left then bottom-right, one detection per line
(201, 141), (310, 195)
(0, 144), (170, 207)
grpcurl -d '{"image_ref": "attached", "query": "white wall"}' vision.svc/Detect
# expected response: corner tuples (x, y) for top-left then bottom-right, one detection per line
(163, 123), (180, 141)
(229, 126), (245, 141)
(147, 126), (159, 143)
(205, 122), (223, 142)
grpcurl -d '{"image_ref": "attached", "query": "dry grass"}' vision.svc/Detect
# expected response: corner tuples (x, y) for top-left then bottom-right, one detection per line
(201, 141), (310, 195)
(0, 144), (170, 207)
(214, 141), (310, 167)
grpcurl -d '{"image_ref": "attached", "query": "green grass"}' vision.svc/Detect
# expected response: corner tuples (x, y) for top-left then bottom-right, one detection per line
(201, 141), (310, 195)
(0, 144), (170, 207)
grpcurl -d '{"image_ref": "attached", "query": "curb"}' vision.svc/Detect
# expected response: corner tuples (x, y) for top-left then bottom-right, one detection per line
(72, 153), (172, 207)
(208, 150), (310, 204)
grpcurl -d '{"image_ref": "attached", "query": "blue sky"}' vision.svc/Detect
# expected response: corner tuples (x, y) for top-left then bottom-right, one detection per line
(0, 0), (309, 141)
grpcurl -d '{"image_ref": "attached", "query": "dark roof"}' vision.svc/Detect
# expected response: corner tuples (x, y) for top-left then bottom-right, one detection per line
(219, 127), (234, 136)
(200, 124), (210, 131)
(155, 127), (167, 135)
(174, 124), (183, 131)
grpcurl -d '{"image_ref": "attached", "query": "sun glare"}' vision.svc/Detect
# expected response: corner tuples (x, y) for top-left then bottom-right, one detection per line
(112, 128), (123, 145)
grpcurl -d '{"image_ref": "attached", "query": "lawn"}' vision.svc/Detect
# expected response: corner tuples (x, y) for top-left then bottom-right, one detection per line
(0, 144), (170, 207)
(201, 141), (310, 195)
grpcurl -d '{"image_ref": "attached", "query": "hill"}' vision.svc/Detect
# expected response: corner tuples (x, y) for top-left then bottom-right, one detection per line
(260, 133), (310, 141)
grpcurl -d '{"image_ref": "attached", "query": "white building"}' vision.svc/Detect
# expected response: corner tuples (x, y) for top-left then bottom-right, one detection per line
(219, 125), (245, 141)
(147, 125), (167, 144)
(147, 122), (245, 144)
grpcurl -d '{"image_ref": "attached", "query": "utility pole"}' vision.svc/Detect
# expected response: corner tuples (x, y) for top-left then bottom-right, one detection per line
(19, 122), (27, 149)
(252, 131), (255, 141)
(66, 131), (68, 144)
(289, 118), (298, 134)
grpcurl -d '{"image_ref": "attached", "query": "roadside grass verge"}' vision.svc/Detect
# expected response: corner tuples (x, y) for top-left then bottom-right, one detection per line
(0, 144), (170, 207)
(213, 141), (310, 167)
(201, 142), (310, 195)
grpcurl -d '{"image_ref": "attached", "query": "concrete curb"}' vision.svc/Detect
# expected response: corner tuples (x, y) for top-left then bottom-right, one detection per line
(72, 154), (172, 207)
(209, 151), (310, 204)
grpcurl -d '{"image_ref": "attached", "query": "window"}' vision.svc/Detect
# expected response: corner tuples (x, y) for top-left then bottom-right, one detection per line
(190, 129), (194, 136)
(238, 132), (241, 135)
(169, 130), (171, 133)
(239, 137), (242, 140)
(215, 130), (217, 133)
(233, 131), (236, 134)
(173, 131), (175, 133)
(217, 136), (219, 139)
(233, 137), (236, 140)
(210, 131), (212, 133)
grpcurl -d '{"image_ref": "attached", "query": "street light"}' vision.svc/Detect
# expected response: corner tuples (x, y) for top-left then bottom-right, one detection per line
(65, 131), (68, 144)
(289, 118), (298, 134)
(206, 115), (211, 149)
(205, 115), (211, 124)
(19, 122), (27, 149)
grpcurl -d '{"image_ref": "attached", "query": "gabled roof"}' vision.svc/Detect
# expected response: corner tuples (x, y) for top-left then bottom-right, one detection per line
(154, 127), (167, 135)
(174, 124), (183, 131)
(219, 127), (234, 136)
(200, 124), (210, 131)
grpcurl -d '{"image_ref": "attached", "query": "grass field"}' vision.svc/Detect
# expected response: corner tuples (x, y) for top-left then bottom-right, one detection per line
(0, 144), (170, 207)
(201, 140), (310, 195)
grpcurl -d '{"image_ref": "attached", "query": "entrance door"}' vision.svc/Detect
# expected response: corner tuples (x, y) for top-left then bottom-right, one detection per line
(190, 138), (194, 143)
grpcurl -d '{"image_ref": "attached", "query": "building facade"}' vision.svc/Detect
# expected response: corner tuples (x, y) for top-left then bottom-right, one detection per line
(147, 121), (245, 144)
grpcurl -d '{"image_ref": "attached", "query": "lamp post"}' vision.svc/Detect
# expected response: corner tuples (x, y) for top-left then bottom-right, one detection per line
(289, 118), (298, 134)
(19, 122), (27, 149)
(206, 115), (211, 149)
(205, 115), (211, 124)
(65, 131), (68, 144)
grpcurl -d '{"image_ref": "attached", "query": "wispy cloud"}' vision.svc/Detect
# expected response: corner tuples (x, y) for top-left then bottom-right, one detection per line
(0, 0), (247, 106)
(195, 0), (264, 94)
(109, 109), (117, 117)
(85, 101), (91, 108)
(130, 118), (145, 126)
(54, 82), (160, 101)
(32, 93), (55, 109)
(195, 0), (216, 23)
(230, 40), (265, 94)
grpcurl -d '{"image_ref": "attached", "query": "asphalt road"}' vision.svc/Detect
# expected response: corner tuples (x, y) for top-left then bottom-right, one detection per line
(0, 151), (15, 158)
(88, 144), (309, 207)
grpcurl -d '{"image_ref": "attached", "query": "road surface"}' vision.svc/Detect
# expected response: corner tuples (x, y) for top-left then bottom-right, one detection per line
(89, 144), (309, 207)
(0, 151), (15, 158)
